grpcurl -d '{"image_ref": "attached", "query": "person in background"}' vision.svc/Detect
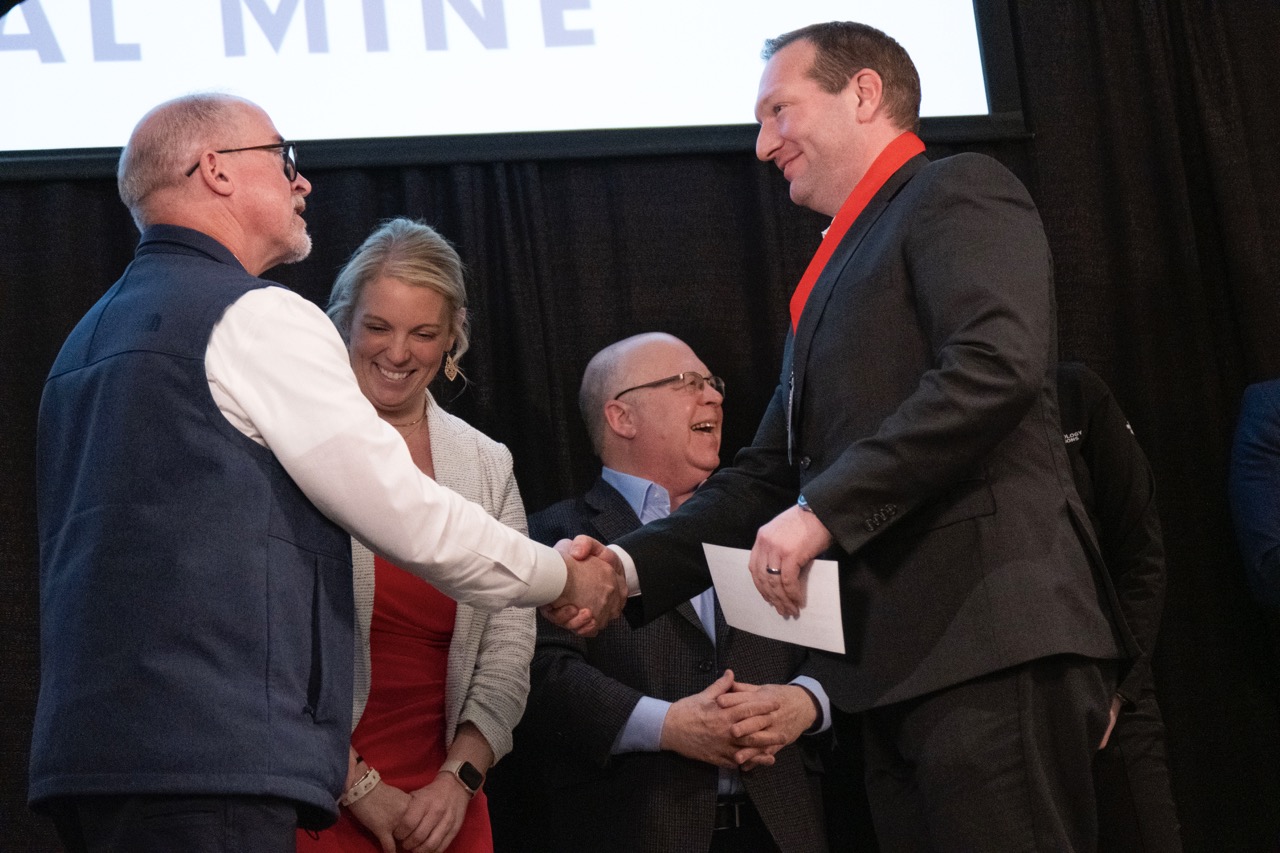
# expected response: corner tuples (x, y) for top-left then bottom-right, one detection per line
(1229, 378), (1280, 611)
(519, 333), (829, 853)
(1057, 362), (1182, 852)
(31, 94), (622, 853)
(297, 218), (533, 853)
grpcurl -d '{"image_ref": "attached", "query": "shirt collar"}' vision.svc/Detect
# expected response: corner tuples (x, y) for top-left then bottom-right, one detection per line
(601, 467), (671, 523)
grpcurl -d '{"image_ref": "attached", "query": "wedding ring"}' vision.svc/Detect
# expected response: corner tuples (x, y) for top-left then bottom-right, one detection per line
(765, 567), (782, 575)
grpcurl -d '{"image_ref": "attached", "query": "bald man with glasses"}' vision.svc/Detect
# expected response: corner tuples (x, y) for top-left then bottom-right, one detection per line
(503, 333), (830, 853)
(31, 93), (624, 853)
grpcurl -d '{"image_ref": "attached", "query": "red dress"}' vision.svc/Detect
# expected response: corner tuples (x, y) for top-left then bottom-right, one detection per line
(298, 556), (493, 852)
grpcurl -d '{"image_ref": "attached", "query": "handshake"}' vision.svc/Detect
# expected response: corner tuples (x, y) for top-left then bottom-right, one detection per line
(541, 535), (629, 637)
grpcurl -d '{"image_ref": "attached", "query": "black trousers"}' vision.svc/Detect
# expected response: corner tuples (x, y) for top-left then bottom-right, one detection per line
(839, 655), (1114, 853)
(47, 794), (299, 853)
(708, 798), (781, 853)
(1095, 688), (1183, 852)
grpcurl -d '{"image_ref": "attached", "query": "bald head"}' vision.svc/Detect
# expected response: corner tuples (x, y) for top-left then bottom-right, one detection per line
(580, 334), (649, 455)
(580, 333), (724, 504)
(117, 94), (252, 230)
(115, 93), (312, 276)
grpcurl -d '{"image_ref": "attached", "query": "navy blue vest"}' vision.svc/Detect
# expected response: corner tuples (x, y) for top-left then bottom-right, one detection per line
(32, 226), (352, 826)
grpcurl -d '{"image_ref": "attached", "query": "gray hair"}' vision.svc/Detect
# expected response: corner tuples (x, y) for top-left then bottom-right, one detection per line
(117, 93), (246, 229)
(327, 217), (470, 365)
(763, 21), (921, 134)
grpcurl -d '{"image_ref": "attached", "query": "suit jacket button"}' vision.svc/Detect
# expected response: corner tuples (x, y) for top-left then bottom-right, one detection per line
(799, 456), (811, 470)
(698, 659), (714, 673)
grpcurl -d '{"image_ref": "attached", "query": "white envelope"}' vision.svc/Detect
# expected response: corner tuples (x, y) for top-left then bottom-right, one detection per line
(702, 543), (845, 654)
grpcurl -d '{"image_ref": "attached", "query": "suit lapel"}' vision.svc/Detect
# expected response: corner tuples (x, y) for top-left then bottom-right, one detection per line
(674, 599), (709, 638)
(790, 154), (928, 439)
(781, 331), (797, 462)
(586, 478), (707, 636)
(712, 595), (730, 653)
(584, 478), (642, 543)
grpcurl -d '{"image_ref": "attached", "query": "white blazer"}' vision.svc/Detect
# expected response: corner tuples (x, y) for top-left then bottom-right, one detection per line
(351, 396), (535, 761)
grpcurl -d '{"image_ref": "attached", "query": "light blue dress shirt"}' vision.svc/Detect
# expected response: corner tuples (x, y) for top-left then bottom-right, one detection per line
(601, 468), (831, 794)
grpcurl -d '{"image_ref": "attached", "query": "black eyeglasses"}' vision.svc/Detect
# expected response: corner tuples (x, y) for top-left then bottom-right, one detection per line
(613, 372), (726, 400)
(185, 141), (297, 181)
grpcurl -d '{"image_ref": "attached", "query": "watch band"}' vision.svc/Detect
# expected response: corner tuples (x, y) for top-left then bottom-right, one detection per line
(439, 759), (483, 796)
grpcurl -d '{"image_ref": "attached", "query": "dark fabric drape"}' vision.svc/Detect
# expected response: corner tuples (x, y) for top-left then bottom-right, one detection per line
(1013, 3), (1280, 849)
(3, 2), (1279, 850)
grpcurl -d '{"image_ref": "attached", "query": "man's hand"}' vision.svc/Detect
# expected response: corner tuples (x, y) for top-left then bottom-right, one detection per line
(659, 670), (783, 768)
(719, 681), (817, 770)
(394, 774), (471, 853)
(539, 537), (626, 636)
(1098, 693), (1123, 750)
(748, 504), (834, 617)
(347, 781), (412, 853)
(564, 533), (626, 579)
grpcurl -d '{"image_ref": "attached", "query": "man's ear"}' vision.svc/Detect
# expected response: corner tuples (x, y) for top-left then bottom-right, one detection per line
(603, 399), (637, 439)
(849, 67), (884, 120)
(192, 152), (236, 197)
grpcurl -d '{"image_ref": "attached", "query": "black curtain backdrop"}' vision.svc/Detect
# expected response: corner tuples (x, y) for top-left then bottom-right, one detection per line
(3, 2), (1279, 850)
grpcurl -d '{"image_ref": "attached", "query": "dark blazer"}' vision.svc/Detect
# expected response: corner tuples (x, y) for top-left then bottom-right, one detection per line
(521, 478), (827, 853)
(1229, 378), (1280, 609)
(618, 153), (1127, 713)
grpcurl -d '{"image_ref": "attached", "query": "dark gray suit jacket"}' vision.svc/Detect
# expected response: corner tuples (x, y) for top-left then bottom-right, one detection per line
(619, 152), (1129, 713)
(522, 478), (827, 853)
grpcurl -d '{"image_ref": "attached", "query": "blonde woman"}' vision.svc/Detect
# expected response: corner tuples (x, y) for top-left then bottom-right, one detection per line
(299, 218), (533, 853)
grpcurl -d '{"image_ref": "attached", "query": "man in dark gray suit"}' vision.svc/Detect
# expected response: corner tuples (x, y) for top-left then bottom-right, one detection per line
(580, 22), (1133, 852)
(522, 333), (829, 853)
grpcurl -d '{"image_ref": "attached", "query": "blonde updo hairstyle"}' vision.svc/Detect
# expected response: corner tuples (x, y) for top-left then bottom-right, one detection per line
(327, 217), (471, 379)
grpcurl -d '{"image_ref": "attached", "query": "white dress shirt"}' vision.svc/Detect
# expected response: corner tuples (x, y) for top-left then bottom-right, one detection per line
(204, 286), (565, 611)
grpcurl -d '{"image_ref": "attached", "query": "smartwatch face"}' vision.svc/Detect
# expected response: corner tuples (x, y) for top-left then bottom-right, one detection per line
(457, 761), (484, 791)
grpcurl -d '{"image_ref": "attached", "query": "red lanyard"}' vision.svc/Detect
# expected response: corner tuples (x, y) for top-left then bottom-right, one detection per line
(789, 131), (925, 332)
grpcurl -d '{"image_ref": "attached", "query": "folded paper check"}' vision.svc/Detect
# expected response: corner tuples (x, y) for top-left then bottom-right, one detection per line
(702, 543), (845, 654)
